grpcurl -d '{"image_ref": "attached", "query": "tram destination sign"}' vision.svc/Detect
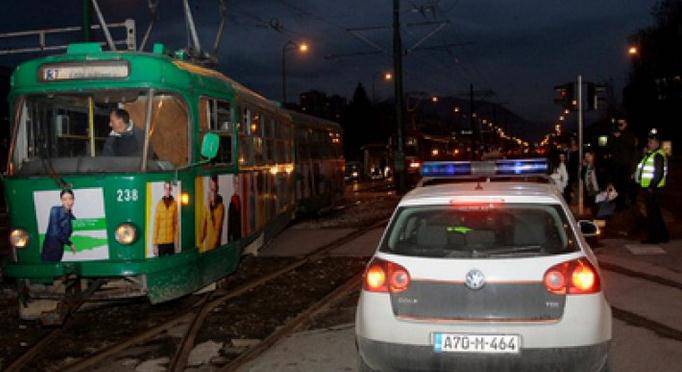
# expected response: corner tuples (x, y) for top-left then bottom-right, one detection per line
(39, 61), (129, 82)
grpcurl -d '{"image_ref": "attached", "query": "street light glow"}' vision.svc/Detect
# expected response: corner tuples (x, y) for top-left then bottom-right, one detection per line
(431, 96), (438, 102)
(628, 46), (638, 56)
(384, 72), (392, 80)
(454, 106), (460, 112)
(299, 43), (309, 52)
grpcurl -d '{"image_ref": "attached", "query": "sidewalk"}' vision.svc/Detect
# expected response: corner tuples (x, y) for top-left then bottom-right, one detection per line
(592, 200), (681, 274)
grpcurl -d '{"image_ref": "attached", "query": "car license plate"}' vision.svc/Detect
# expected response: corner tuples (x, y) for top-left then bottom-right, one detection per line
(433, 333), (520, 354)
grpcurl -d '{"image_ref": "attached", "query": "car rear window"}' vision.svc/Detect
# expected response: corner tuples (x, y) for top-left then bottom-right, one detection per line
(381, 203), (578, 258)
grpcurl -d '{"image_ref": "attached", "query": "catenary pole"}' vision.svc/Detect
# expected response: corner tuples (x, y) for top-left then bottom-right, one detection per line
(393, 0), (406, 193)
(578, 74), (584, 216)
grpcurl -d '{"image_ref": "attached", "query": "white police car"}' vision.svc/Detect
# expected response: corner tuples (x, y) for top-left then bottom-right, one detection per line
(356, 159), (611, 372)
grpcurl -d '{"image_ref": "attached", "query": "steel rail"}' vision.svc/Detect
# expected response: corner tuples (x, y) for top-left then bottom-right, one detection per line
(219, 273), (362, 372)
(62, 217), (388, 372)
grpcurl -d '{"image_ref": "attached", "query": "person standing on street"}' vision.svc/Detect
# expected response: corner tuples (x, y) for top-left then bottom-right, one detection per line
(610, 118), (637, 209)
(582, 150), (602, 214)
(565, 138), (580, 204)
(550, 153), (569, 194)
(635, 129), (669, 244)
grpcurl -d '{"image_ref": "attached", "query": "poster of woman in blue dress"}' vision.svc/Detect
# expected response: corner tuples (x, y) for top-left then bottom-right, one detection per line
(40, 189), (77, 262)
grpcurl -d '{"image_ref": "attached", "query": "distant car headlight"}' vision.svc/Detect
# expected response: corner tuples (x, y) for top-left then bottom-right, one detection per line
(115, 223), (138, 245)
(9, 229), (30, 248)
(352, 171), (359, 177)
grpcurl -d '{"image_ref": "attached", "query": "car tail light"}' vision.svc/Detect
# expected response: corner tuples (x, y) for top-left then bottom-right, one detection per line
(543, 258), (600, 295)
(363, 258), (411, 293)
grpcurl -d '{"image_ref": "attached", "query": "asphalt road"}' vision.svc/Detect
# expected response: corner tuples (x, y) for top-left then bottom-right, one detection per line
(243, 227), (682, 372)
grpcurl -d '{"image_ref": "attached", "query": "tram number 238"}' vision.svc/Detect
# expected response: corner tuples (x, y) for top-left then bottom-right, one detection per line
(116, 188), (139, 202)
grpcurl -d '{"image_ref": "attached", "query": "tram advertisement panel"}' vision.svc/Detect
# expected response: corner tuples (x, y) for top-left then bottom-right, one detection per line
(33, 188), (109, 262)
(195, 174), (242, 253)
(145, 181), (182, 258)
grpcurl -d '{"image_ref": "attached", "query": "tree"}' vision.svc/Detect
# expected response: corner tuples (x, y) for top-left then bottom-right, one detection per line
(342, 83), (374, 160)
(623, 0), (682, 143)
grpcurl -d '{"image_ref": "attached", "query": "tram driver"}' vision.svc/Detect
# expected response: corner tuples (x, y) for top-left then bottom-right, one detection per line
(102, 108), (144, 157)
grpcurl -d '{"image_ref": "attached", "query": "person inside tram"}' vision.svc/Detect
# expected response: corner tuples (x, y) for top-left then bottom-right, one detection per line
(102, 108), (144, 157)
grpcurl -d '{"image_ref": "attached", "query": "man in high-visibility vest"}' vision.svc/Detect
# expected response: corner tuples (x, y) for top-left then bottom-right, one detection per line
(634, 128), (669, 244)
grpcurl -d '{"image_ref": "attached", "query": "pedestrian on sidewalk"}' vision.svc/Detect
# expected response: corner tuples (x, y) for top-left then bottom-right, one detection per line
(609, 118), (637, 209)
(565, 137), (580, 204)
(550, 152), (569, 194)
(582, 149), (602, 214)
(635, 128), (669, 244)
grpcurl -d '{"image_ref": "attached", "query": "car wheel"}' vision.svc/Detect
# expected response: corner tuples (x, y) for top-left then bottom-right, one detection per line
(358, 355), (376, 372)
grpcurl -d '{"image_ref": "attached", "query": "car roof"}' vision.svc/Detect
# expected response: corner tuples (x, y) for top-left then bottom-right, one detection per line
(399, 181), (564, 207)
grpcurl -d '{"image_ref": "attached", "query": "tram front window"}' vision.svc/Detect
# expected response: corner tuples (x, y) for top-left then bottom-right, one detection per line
(9, 91), (189, 175)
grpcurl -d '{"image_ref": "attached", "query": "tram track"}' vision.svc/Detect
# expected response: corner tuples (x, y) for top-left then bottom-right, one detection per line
(46, 217), (388, 372)
(17, 215), (682, 370)
(599, 261), (682, 292)
(598, 260), (682, 343)
(218, 273), (361, 372)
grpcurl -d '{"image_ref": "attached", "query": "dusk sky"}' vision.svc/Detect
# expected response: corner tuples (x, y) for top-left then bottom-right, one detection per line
(0, 0), (657, 127)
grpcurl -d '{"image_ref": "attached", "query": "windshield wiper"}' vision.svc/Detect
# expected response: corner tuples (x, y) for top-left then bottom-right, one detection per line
(39, 133), (70, 189)
(473, 245), (543, 257)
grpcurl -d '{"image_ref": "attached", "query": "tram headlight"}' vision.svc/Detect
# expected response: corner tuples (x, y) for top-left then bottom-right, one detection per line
(9, 229), (30, 248)
(115, 223), (138, 245)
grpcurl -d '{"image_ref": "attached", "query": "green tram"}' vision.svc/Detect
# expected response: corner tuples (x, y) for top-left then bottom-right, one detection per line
(2, 42), (344, 319)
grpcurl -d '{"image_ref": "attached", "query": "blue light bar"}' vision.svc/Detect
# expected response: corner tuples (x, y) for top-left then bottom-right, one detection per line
(420, 158), (548, 177)
(420, 161), (472, 177)
(495, 159), (549, 175)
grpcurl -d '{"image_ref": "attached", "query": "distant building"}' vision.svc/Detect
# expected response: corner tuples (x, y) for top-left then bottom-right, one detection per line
(299, 90), (347, 122)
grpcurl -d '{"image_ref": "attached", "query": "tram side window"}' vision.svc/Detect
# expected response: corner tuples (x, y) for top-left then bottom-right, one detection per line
(275, 121), (293, 163)
(252, 113), (265, 165)
(146, 94), (189, 168)
(265, 117), (276, 164)
(239, 107), (254, 166)
(215, 101), (233, 164)
(295, 128), (311, 162)
(200, 97), (233, 165)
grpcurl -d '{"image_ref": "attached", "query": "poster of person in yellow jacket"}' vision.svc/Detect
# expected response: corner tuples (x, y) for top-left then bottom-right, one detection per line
(198, 175), (225, 252)
(146, 181), (181, 257)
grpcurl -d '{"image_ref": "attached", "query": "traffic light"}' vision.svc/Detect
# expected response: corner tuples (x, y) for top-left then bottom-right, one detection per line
(554, 83), (575, 110)
(585, 83), (607, 111)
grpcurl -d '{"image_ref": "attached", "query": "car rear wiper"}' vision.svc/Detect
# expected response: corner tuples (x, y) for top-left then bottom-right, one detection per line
(474, 245), (543, 257)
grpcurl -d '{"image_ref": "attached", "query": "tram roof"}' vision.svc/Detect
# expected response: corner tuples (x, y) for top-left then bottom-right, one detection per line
(287, 110), (342, 131)
(8, 43), (269, 104)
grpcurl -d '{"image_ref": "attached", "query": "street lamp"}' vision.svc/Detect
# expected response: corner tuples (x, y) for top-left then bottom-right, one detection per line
(627, 45), (638, 56)
(282, 40), (309, 105)
(453, 106), (460, 112)
(371, 71), (392, 103)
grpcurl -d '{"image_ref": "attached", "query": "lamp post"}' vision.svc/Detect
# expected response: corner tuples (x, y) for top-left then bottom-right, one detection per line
(281, 40), (309, 105)
(371, 71), (392, 103)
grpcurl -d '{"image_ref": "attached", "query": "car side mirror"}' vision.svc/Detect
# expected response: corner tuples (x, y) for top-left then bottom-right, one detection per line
(578, 220), (600, 238)
(200, 132), (220, 160)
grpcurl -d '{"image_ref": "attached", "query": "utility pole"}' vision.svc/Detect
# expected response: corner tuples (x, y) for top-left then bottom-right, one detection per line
(577, 74), (584, 216)
(82, 0), (92, 41)
(470, 83), (478, 157)
(393, 0), (406, 193)
(282, 45), (288, 105)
